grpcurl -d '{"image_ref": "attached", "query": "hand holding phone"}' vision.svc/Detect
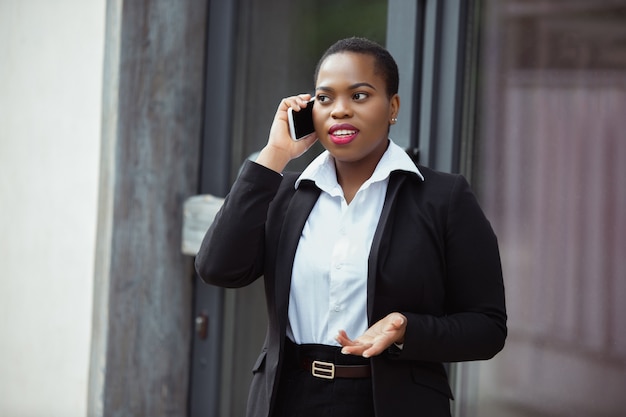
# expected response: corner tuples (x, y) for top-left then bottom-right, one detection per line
(288, 98), (315, 141)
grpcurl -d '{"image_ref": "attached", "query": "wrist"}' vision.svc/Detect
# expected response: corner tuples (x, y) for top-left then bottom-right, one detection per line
(255, 145), (291, 173)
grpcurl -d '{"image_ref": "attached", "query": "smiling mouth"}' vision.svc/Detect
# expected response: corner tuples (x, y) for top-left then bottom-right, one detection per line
(332, 129), (358, 137)
(329, 129), (359, 145)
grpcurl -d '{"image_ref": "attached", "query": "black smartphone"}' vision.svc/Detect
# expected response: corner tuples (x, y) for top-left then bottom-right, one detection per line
(288, 98), (315, 141)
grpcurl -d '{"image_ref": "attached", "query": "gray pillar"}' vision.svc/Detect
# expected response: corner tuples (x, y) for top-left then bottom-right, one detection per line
(89, 0), (208, 416)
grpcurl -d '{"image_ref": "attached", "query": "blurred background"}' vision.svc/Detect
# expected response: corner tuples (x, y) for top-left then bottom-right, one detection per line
(1, 0), (624, 416)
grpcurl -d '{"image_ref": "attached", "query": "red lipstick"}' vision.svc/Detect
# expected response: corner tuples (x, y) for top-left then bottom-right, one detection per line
(329, 123), (359, 145)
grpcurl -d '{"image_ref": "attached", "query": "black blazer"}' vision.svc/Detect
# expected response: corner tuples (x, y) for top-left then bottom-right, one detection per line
(195, 160), (507, 417)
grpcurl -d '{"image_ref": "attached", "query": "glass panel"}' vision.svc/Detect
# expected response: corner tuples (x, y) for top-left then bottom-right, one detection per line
(231, 0), (388, 177)
(219, 2), (388, 416)
(470, 1), (626, 416)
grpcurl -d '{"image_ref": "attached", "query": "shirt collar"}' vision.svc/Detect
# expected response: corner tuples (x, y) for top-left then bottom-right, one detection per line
(295, 139), (424, 191)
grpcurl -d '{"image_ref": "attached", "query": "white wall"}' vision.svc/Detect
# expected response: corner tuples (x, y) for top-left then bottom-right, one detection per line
(0, 1), (106, 416)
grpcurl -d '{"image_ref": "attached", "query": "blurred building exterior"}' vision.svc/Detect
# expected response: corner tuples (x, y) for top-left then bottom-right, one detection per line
(1, 1), (624, 416)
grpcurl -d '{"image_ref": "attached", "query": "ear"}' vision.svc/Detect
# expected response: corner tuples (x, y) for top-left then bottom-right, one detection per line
(390, 94), (400, 120)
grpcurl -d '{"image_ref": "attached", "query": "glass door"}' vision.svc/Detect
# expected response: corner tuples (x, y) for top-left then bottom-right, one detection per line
(229, 0), (389, 176)
(191, 2), (389, 416)
(467, 1), (626, 416)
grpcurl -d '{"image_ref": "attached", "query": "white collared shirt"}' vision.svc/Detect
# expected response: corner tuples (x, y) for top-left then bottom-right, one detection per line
(287, 139), (424, 346)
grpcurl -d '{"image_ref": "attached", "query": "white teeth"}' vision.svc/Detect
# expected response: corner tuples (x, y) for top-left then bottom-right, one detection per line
(333, 129), (357, 136)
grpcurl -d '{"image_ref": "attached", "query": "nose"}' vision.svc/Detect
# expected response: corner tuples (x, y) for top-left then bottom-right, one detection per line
(330, 97), (353, 119)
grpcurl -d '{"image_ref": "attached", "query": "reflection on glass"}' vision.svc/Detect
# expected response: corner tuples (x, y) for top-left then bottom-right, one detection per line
(472, 1), (626, 416)
(232, 0), (387, 175)
(222, 3), (387, 416)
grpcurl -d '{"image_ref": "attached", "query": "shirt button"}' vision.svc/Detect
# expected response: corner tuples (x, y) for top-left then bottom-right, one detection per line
(335, 263), (342, 269)
(334, 305), (341, 312)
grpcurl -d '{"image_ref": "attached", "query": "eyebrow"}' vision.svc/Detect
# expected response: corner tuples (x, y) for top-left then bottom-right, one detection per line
(316, 82), (377, 92)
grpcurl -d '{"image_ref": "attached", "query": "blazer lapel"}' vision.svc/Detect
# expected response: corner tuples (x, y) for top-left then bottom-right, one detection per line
(367, 173), (407, 321)
(274, 182), (321, 336)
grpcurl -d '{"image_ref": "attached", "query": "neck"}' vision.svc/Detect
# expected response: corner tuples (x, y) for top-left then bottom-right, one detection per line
(334, 140), (388, 204)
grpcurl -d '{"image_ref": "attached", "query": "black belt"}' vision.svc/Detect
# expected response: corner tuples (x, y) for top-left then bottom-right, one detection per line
(284, 338), (371, 380)
(300, 357), (371, 379)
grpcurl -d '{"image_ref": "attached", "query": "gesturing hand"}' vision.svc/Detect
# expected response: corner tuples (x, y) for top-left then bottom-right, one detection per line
(335, 312), (407, 358)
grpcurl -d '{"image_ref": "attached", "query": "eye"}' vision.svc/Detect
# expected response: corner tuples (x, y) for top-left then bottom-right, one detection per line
(316, 94), (330, 103)
(353, 92), (368, 101)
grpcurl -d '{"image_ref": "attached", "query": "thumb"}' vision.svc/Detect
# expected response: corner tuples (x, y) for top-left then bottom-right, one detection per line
(387, 313), (406, 331)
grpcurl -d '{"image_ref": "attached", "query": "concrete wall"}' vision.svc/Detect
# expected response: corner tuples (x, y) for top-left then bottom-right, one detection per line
(0, 1), (106, 416)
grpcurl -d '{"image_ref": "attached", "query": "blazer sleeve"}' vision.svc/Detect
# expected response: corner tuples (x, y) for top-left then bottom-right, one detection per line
(194, 160), (283, 288)
(396, 175), (507, 362)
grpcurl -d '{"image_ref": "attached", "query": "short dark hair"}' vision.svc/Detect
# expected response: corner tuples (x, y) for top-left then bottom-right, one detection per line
(314, 37), (399, 98)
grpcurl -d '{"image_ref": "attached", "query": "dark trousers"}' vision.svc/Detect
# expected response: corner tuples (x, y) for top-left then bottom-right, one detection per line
(272, 339), (375, 417)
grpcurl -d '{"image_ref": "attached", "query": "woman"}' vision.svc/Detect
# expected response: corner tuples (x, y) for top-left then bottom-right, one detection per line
(195, 37), (507, 417)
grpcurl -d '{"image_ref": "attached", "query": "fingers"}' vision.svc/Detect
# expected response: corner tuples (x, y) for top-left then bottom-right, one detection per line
(278, 94), (313, 113)
(334, 313), (408, 358)
(386, 314), (406, 332)
(361, 345), (382, 358)
(258, 93), (317, 172)
(267, 93), (316, 137)
(335, 329), (353, 345)
(271, 93), (314, 135)
(335, 329), (380, 358)
(340, 342), (372, 357)
(340, 338), (380, 358)
(386, 313), (407, 344)
(335, 330), (368, 356)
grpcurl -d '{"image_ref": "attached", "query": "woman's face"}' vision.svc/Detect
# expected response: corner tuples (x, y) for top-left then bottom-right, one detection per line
(313, 52), (399, 166)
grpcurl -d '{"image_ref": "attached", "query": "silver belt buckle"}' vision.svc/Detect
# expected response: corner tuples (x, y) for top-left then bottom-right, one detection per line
(311, 360), (335, 379)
